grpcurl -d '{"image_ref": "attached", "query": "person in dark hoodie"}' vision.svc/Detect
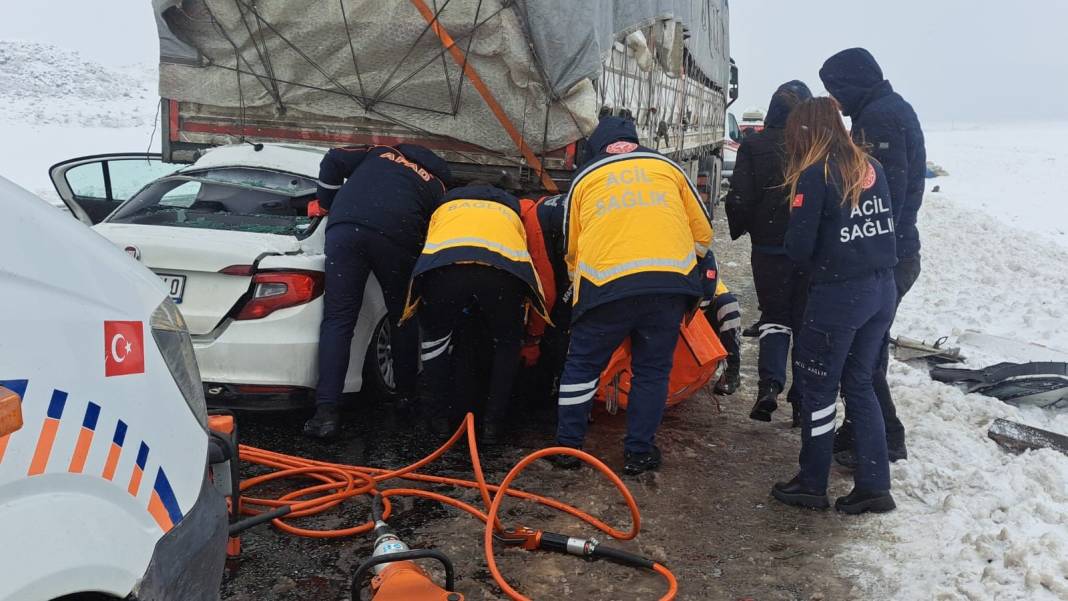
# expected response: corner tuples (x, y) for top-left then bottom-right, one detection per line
(820, 48), (926, 464)
(772, 97), (897, 515)
(402, 184), (548, 442)
(306, 144), (451, 439)
(725, 80), (813, 427)
(549, 116), (714, 476)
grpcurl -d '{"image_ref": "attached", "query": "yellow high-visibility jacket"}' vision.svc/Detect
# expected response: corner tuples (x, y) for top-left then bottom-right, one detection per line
(564, 150), (714, 319)
(404, 186), (548, 321)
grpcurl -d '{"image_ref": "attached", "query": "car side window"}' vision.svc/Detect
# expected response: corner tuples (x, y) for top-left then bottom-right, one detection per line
(108, 159), (181, 201)
(65, 163), (107, 199)
(159, 181), (202, 208)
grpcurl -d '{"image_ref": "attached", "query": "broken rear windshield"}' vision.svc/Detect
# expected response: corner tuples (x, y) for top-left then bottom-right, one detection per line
(107, 173), (316, 238)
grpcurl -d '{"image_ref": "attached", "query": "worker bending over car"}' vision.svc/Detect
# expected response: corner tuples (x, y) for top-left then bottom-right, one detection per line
(403, 183), (548, 443)
(307, 143), (451, 439)
(549, 115), (714, 476)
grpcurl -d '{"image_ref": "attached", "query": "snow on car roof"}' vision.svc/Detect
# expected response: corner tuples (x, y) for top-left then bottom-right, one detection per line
(182, 143), (326, 179)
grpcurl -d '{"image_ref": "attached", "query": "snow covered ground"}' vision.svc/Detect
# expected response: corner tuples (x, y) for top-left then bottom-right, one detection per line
(0, 41), (158, 201)
(841, 123), (1068, 600)
(1, 40), (1066, 601)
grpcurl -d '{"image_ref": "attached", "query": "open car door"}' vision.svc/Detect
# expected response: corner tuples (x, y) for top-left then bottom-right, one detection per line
(49, 153), (182, 225)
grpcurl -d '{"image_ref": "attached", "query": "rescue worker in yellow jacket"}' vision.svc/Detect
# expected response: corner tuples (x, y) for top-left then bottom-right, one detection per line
(549, 116), (714, 475)
(404, 184), (547, 442)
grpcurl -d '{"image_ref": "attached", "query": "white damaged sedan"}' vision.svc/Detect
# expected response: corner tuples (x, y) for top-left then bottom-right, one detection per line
(50, 144), (394, 409)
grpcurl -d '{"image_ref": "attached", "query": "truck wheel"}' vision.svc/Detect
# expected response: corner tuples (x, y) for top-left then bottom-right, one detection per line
(362, 316), (397, 398)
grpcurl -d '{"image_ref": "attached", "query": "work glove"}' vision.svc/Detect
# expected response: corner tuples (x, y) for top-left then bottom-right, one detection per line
(520, 342), (541, 367)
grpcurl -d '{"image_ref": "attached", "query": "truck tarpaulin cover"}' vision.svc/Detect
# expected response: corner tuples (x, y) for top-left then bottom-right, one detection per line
(153, 0), (729, 154)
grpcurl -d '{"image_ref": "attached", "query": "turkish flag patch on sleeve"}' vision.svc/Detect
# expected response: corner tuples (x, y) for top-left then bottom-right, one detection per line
(791, 194), (805, 208)
(105, 321), (145, 377)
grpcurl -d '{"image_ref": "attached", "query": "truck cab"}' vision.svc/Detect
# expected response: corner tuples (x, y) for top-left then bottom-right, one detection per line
(0, 176), (227, 600)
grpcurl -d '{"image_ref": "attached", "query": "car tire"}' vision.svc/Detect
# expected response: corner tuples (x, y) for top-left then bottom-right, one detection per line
(362, 316), (396, 398)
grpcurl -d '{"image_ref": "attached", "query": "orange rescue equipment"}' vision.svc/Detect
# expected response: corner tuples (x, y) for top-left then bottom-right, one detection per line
(598, 311), (727, 411)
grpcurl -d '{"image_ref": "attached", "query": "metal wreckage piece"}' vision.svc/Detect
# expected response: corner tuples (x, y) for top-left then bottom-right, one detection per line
(891, 335), (964, 364)
(930, 361), (1068, 411)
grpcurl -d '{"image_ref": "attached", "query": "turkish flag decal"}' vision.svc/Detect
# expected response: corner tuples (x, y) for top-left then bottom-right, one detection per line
(105, 321), (145, 377)
(791, 194), (805, 208)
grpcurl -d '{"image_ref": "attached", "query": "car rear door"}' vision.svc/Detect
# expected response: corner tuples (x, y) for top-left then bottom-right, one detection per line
(49, 154), (182, 225)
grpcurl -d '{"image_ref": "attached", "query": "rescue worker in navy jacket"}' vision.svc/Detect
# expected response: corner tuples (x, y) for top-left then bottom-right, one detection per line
(549, 116), (714, 476)
(403, 184), (548, 442)
(305, 144), (451, 439)
(725, 80), (813, 426)
(771, 97), (897, 514)
(820, 48), (926, 464)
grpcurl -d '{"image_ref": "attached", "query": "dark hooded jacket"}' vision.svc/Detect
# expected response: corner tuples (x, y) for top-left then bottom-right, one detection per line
(724, 80), (812, 251)
(317, 143), (452, 253)
(820, 48), (926, 258)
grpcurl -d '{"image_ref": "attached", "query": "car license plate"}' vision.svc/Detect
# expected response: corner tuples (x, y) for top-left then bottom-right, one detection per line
(158, 273), (187, 304)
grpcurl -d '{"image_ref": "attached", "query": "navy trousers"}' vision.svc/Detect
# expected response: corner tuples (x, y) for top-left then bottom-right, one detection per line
(793, 270), (896, 492)
(751, 251), (809, 402)
(556, 294), (687, 454)
(836, 255), (921, 453)
(317, 225), (419, 405)
(417, 264), (528, 425)
(708, 291), (742, 367)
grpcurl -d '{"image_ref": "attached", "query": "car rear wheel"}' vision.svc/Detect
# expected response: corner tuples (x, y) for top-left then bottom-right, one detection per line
(362, 316), (396, 398)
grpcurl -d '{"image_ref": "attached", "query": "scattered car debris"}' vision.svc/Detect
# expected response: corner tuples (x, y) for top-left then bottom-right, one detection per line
(987, 418), (1068, 456)
(930, 362), (1068, 410)
(891, 335), (963, 364)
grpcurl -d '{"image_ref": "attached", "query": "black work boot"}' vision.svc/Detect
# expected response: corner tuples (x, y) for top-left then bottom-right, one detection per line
(481, 418), (505, 446)
(622, 445), (662, 476)
(303, 403), (341, 439)
(888, 442), (909, 463)
(714, 359), (741, 395)
(771, 475), (830, 509)
(544, 446), (583, 470)
(834, 449), (858, 469)
(835, 487), (896, 515)
(749, 380), (781, 422)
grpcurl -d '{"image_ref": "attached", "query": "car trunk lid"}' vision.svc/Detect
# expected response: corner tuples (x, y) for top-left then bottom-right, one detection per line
(93, 223), (302, 334)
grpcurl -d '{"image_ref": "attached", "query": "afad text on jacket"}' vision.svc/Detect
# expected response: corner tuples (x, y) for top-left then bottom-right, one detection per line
(564, 117), (714, 321)
(316, 143), (451, 252)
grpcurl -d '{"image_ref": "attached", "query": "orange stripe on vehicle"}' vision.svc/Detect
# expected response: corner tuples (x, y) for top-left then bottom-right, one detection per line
(147, 491), (174, 532)
(102, 443), (122, 481)
(0, 434), (10, 463)
(27, 418), (59, 476)
(68, 427), (94, 473)
(128, 465), (144, 496)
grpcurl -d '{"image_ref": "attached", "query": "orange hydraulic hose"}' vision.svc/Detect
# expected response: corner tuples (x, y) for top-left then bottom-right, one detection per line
(236, 414), (676, 599)
(406, 0), (561, 194)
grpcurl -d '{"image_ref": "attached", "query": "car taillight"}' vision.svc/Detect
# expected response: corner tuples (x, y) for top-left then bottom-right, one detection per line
(234, 271), (324, 320)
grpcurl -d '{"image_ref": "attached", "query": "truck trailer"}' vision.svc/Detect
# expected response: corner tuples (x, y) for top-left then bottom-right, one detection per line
(154, 0), (735, 194)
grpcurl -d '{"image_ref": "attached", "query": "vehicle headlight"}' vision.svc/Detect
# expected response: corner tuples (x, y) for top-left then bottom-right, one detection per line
(150, 297), (208, 429)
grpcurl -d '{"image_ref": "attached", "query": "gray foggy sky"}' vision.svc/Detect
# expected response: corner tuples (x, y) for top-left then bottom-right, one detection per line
(730, 1), (1068, 125)
(2, 1), (1065, 125)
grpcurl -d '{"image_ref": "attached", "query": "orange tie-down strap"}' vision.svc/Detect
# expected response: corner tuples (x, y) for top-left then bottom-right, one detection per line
(407, 0), (560, 194)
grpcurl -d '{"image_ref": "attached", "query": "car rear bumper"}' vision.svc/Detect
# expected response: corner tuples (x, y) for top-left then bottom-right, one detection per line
(190, 299), (374, 395)
(132, 470), (227, 601)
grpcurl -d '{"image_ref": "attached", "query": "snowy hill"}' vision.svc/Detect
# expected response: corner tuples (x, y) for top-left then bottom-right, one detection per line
(0, 40), (156, 127)
(0, 40), (158, 199)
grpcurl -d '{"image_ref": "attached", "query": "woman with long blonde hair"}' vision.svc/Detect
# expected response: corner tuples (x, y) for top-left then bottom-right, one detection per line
(771, 97), (899, 514)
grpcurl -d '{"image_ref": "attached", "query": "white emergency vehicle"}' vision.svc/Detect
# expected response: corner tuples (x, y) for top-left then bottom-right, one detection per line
(0, 176), (227, 600)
